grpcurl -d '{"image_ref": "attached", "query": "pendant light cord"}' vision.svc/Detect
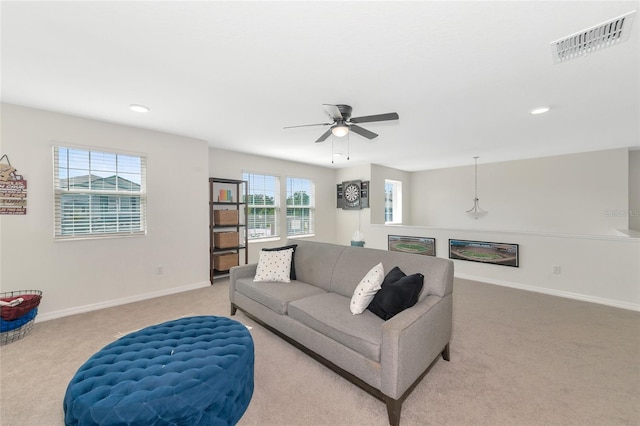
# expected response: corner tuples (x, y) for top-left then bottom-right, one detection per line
(473, 156), (479, 199)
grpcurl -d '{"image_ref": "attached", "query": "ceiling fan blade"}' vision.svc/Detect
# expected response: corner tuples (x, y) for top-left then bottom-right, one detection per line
(322, 104), (344, 121)
(350, 124), (378, 140)
(315, 128), (333, 143)
(283, 122), (332, 129)
(350, 112), (399, 124)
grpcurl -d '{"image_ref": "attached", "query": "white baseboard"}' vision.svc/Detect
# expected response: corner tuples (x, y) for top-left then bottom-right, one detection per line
(36, 281), (211, 322)
(455, 273), (640, 312)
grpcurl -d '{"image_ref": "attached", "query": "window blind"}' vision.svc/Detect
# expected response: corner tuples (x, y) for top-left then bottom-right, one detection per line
(53, 146), (147, 239)
(243, 172), (279, 240)
(286, 176), (314, 236)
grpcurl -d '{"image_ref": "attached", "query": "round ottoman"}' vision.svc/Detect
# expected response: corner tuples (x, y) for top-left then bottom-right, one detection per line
(63, 316), (254, 426)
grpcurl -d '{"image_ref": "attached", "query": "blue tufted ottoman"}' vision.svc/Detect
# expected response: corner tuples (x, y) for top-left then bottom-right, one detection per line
(63, 316), (254, 426)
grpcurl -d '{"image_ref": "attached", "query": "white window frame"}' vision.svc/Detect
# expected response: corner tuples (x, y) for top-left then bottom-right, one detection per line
(243, 172), (280, 241)
(385, 179), (403, 224)
(53, 146), (147, 239)
(286, 176), (315, 237)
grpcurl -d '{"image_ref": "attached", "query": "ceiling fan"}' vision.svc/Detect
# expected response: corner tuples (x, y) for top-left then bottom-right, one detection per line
(284, 104), (399, 143)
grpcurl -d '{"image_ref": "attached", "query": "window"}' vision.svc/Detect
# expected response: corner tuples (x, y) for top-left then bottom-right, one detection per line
(53, 147), (146, 239)
(243, 172), (279, 240)
(286, 177), (314, 237)
(385, 179), (402, 224)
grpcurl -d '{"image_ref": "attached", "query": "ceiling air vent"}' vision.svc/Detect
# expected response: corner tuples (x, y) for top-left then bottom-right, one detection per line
(550, 10), (636, 64)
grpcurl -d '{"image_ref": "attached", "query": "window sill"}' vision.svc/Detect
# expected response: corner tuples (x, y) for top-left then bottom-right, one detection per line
(248, 237), (281, 244)
(287, 234), (315, 240)
(54, 232), (146, 242)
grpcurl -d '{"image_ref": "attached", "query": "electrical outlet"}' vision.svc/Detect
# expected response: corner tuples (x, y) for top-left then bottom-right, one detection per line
(552, 265), (561, 275)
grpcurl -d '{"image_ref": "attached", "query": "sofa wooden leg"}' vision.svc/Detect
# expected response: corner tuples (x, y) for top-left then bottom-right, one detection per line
(230, 304), (237, 316)
(441, 343), (450, 361)
(385, 397), (402, 426)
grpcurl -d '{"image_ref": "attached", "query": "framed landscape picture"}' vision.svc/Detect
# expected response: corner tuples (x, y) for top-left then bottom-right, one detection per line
(388, 235), (436, 256)
(449, 239), (519, 267)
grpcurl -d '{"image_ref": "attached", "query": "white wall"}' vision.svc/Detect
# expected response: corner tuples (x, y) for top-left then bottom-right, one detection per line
(208, 148), (337, 261)
(0, 104), (210, 320)
(335, 164), (371, 246)
(370, 164), (411, 225)
(630, 150), (640, 232)
(364, 225), (640, 310)
(410, 149), (629, 236)
(3, 104), (635, 318)
(336, 149), (640, 311)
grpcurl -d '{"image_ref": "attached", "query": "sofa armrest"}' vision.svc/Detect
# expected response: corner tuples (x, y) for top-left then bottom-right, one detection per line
(379, 293), (453, 399)
(229, 263), (258, 303)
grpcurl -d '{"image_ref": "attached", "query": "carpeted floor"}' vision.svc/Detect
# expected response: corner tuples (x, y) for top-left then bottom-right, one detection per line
(1, 278), (638, 426)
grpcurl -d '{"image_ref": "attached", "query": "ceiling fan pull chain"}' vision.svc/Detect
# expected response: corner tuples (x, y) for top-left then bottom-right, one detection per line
(331, 136), (335, 164)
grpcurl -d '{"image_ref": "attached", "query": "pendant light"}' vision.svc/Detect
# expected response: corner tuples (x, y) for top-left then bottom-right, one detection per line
(466, 156), (488, 219)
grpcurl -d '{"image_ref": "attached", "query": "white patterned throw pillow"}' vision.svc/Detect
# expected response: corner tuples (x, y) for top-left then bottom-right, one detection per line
(350, 262), (385, 314)
(253, 248), (294, 283)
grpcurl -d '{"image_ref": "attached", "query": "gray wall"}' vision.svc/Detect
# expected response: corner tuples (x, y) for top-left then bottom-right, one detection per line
(334, 149), (639, 310)
(630, 150), (640, 232)
(0, 104), (210, 319)
(208, 147), (337, 262)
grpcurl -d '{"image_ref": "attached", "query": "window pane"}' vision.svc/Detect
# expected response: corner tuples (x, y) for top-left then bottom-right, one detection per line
(286, 177), (314, 236)
(54, 146), (146, 239)
(90, 151), (117, 173)
(385, 182), (393, 222)
(385, 180), (402, 224)
(117, 155), (141, 174)
(243, 172), (279, 239)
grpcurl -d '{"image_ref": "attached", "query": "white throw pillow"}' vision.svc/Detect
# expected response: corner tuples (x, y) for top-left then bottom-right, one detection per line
(350, 262), (384, 314)
(253, 248), (294, 283)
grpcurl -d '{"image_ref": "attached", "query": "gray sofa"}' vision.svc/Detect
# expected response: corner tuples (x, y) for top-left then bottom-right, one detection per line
(229, 239), (454, 426)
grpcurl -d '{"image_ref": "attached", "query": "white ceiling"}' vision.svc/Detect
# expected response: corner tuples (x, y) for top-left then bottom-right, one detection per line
(2, 1), (639, 171)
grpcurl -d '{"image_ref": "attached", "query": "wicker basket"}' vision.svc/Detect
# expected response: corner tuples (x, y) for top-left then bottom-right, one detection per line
(214, 253), (239, 271)
(214, 210), (239, 226)
(1, 289), (42, 346)
(214, 231), (239, 248)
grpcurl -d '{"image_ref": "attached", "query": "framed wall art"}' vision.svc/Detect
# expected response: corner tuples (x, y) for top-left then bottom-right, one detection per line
(388, 235), (436, 256)
(449, 239), (519, 267)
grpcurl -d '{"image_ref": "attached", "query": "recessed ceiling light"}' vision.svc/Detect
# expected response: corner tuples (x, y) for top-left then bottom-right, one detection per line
(129, 104), (150, 113)
(530, 107), (550, 115)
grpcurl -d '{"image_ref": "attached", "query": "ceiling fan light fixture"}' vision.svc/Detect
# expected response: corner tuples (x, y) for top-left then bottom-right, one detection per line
(530, 106), (550, 115)
(129, 104), (150, 113)
(331, 124), (349, 137)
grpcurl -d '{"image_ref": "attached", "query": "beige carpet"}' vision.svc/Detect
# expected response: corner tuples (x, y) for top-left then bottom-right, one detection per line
(1, 278), (638, 426)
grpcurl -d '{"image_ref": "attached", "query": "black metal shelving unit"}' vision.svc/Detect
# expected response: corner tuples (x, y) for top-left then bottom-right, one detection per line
(209, 178), (248, 283)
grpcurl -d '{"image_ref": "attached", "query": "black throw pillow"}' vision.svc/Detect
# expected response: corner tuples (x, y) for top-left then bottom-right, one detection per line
(262, 244), (298, 280)
(381, 266), (406, 286)
(368, 267), (424, 320)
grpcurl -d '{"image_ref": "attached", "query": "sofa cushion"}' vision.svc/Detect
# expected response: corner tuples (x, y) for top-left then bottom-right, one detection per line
(287, 240), (345, 291)
(235, 278), (326, 315)
(263, 244), (298, 280)
(288, 293), (384, 362)
(329, 246), (392, 298)
(368, 268), (424, 320)
(254, 248), (293, 283)
(350, 262), (384, 315)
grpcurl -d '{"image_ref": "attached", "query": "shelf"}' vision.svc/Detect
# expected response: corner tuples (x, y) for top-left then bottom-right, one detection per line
(211, 201), (247, 206)
(212, 246), (246, 253)
(209, 177), (249, 284)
